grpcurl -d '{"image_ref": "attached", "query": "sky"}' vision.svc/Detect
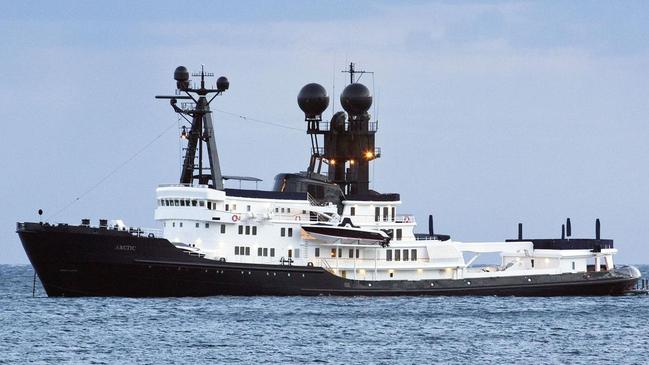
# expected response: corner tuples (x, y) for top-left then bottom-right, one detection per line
(1, 1), (649, 264)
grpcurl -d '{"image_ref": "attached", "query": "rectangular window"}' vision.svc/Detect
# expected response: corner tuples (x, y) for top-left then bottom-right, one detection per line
(280, 227), (286, 237)
(375, 207), (380, 222)
(247, 205), (251, 212)
(386, 250), (392, 261)
(245, 247), (250, 256)
(207, 202), (211, 209)
(204, 222), (210, 228)
(258, 247), (263, 256)
(572, 261), (575, 270)
(179, 222), (183, 228)
(531, 259), (535, 268)
(238, 225), (243, 235)
(199, 201), (205, 207)
(220, 224), (226, 234)
(350, 207), (356, 216)
(172, 222), (175, 227)
(383, 207), (389, 222)
(181, 200), (186, 207)
(252, 226), (257, 235)
(315, 248), (320, 257)
(225, 204), (229, 211)
(192, 200), (197, 207)
(391, 207), (395, 221)
(174, 200), (180, 206)
(270, 248), (275, 257)
(349, 249), (354, 258)
(263, 248), (268, 256)
(235, 246), (239, 255)
(403, 249), (409, 261)
(396, 229), (402, 240)
(411, 249), (417, 261)
(356, 249), (360, 258)
(186, 200), (190, 206)
(331, 248), (336, 258)
(245, 226), (250, 235)
(395, 250), (401, 261)
(288, 228), (293, 237)
(338, 248), (342, 258)
(281, 208), (285, 213)
(195, 222), (199, 228)
(275, 207), (279, 213)
(287, 208), (291, 213)
(288, 249), (293, 258)
(232, 204), (236, 211)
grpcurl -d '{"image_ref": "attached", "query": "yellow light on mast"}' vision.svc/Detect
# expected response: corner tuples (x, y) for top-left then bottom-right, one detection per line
(364, 151), (374, 159)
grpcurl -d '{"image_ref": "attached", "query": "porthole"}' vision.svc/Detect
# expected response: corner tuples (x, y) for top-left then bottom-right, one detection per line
(302, 274), (305, 278)
(527, 278), (532, 282)
(288, 273), (291, 277)
(241, 271), (244, 274)
(368, 283), (372, 287)
(466, 281), (471, 285)
(430, 283), (434, 287)
(266, 272), (269, 276)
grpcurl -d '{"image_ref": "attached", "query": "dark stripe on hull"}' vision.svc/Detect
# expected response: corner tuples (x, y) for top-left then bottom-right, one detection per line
(18, 223), (640, 297)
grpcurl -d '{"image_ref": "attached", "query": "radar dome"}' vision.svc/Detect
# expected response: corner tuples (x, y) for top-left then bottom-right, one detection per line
(340, 83), (372, 115)
(298, 83), (329, 119)
(216, 76), (229, 91)
(174, 66), (189, 82)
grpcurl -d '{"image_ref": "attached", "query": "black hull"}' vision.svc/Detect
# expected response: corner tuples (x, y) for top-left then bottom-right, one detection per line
(18, 223), (640, 297)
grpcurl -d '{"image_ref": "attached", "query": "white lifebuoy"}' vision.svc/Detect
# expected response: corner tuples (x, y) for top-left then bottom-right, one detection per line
(232, 214), (240, 222)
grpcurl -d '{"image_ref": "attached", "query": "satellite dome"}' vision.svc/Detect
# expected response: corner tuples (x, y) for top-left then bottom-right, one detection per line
(216, 76), (229, 91)
(174, 66), (189, 82)
(340, 83), (372, 115)
(298, 83), (329, 119)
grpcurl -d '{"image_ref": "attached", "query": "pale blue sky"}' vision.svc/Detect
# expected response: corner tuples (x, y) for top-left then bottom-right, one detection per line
(2, 1), (649, 264)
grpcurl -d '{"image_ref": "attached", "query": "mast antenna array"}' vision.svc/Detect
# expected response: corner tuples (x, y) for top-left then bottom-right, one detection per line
(155, 65), (229, 190)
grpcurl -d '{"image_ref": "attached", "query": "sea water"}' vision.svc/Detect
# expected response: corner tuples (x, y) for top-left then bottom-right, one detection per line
(1, 265), (648, 364)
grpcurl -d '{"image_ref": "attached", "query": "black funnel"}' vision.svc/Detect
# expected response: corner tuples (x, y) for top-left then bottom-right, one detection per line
(428, 215), (434, 236)
(561, 224), (565, 240)
(596, 218), (601, 240)
(518, 223), (523, 240)
(566, 218), (572, 237)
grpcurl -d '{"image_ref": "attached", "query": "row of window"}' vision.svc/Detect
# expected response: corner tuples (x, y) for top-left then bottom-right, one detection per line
(159, 199), (220, 210)
(256, 247), (276, 257)
(238, 225), (258, 235)
(280, 227), (293, 237)
(386, 249), (418, 261)
(317, 248), (360, 259)
(234, 246), (250, 256)
(373, 206), (396, 222)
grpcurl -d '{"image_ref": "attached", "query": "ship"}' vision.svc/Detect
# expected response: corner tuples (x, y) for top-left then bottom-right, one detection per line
(17, 64), (641, 297)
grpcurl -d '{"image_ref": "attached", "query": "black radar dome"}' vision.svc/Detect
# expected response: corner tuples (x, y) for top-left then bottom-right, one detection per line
(298, 83), (329, 118)
(340, 83), (372, 115)
(174, 66), (189, 82)
(216, 76), (229, 91)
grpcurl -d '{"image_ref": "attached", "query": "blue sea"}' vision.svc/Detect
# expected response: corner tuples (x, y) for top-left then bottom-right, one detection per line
(1, 265), (648, 364)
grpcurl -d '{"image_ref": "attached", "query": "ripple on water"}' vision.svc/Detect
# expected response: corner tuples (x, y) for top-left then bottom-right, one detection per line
(0, 265), (648, 364)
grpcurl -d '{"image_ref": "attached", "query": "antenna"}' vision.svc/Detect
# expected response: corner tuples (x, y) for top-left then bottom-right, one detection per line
(341, 62), (373, 85)
(156, 65), (229, 189)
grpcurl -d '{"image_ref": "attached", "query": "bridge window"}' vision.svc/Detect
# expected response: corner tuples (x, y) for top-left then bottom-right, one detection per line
(245, 247), (250, 256)
(386, 250), (392, 261)
(411, 249), (417, 261)
(263, 248), (268, 256)
(403, 249), (409, 261)
(356, 249), (360, 258)
(181, 200), (186, 207)
(349, 249), (354, 258)
(391, 207), (395, 221)
(195, 222), (199, 228)
(207, 201), (212, 209)
(375, 207), (380, 222)
(192, 200), (197, 207)
(270, 248), (275, 257)
(396, 229), (402, 240)
(258, 247), (263, 256)
(199, 201), (205, 207)
(245, 226), (251, 235)
(235, 246), (239, 255)
(395, 250), (401, 261)
(252, 226), (257, 235)
(383, 207), (389, 221)
(350, 207), (356, 216)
